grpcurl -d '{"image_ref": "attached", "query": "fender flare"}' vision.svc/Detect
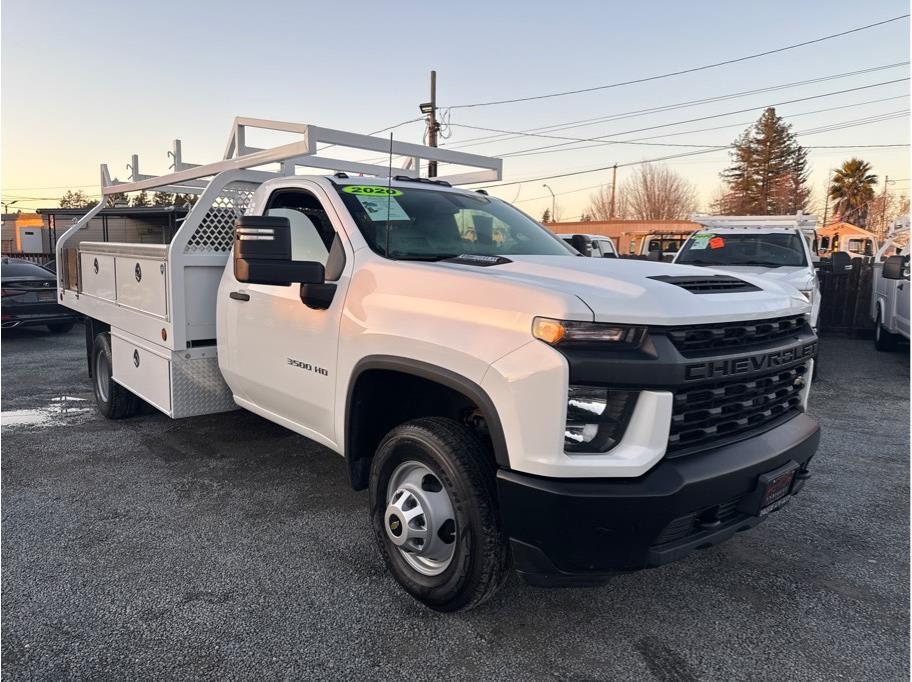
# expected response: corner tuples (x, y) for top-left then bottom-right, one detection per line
(344, 356), (511, 486)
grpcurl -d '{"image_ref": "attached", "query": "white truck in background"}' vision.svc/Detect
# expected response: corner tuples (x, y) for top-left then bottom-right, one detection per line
(57, 119), (821, 611)
(675, 214), (830, 330)
(558, 233), (619, 258)
(871, 218), (910, 351)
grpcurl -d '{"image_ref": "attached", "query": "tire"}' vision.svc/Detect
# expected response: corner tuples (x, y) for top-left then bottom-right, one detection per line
(92, 333), (140, 419)
(874, 310), (900, 352)
(47, 322), (74, 334)
(369, 417), (509, 612)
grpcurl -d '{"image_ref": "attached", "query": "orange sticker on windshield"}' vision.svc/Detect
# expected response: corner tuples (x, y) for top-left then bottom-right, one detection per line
(709, 236), (725, 249)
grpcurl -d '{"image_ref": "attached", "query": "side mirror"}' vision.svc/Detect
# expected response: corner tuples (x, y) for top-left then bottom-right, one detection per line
(882, 254), (907, 280)
(829, 251), (851, 275)
(570, 234), (591, 256)
(234, 216), (324, 286)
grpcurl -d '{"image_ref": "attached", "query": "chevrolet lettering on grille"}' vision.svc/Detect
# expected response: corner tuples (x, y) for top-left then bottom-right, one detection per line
(684, 342), (817, 381)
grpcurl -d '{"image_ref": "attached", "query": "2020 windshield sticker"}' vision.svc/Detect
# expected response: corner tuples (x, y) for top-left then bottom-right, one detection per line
(356, 195), (410, 222)
(690, 233), (713, 250)
(342, 185), (402, 197)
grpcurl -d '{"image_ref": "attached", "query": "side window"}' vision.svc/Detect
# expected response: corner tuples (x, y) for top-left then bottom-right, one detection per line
(265, 190), (336, 266)
(590, 241), (602, 257)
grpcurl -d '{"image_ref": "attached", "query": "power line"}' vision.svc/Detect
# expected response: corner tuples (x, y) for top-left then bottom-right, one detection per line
(451, 78), (909, 159)
(480, 113), (911, 191)
(443, 62), (909, 151)
(505, 95), (910, 156)
(444, 15), (910, 109)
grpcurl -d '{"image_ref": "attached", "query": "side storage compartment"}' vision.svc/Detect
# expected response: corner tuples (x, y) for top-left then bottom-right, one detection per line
(111, 330), (172, 414)
(110, 328), (236, 419)
(115, 256), (168, 318)
(79, 253), (116, 301)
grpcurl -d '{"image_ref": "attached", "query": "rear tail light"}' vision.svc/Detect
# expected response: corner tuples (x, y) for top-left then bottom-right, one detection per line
(1, 288), (25, 298)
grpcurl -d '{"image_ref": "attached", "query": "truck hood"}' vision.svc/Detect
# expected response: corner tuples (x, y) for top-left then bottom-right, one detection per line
(685, 264), (815, 292)
(436, 255), (810, 325)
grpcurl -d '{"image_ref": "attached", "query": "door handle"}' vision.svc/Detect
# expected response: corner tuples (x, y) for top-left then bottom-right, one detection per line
(229, 291), (250, 301)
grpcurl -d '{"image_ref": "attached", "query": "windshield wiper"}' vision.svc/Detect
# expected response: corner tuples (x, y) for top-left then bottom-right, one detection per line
(678, 259), (717, 265)
(391, 254), (460, 262)
(726, 260), (787, 268)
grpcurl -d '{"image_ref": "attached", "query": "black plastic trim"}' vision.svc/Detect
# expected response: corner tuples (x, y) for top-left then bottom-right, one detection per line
(498, 413), (820, 583)
(345, 356), (510, 489)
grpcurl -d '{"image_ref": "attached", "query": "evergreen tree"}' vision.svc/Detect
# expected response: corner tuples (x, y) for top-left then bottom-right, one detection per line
(108, 192), (129, 206)
(131, 191), (150, 207)
(718, 108), (809, 215)
(59, 190), (96, 208)
(152, 191), (175, 207)
(541, 208), (551, 223)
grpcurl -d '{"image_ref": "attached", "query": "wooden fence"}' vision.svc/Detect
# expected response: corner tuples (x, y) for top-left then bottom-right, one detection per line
(817, 259), (874, 336)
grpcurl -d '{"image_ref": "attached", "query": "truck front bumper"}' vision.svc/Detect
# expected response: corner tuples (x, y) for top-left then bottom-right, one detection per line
(497, 412), (820, 586)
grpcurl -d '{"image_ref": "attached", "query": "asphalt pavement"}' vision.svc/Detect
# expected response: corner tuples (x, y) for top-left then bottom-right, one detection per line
(1, 326), (908, 681)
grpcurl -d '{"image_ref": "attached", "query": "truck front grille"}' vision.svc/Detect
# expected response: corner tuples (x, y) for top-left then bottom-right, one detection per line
(661, 314), (808, 354)
(667, 363), (807, 455)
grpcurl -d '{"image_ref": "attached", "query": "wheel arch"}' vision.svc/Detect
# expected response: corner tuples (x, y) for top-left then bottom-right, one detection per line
(344, 356), (510, 490)
(84, 316), (111, 378)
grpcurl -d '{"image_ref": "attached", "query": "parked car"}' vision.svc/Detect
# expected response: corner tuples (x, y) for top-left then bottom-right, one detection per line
(675, 214), (826, 329)
(559, 233), (619, 258)
(871, 222), (910, 351)
(1, 257), (78, 332)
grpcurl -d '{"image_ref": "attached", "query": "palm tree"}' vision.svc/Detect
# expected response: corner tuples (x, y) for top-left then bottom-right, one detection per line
(829, 158), (878, 225)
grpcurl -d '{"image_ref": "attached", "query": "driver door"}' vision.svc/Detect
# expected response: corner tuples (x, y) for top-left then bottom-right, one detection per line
(221, 183), (351, 447)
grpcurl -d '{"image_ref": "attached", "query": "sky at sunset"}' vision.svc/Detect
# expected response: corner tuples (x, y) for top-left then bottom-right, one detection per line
(2, 0), (909, 219)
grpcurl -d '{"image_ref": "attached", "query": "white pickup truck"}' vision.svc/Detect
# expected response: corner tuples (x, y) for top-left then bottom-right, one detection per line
(675, 214), (824, 329)
(872, 220), (910, 351)
(57, 119), (820, 611)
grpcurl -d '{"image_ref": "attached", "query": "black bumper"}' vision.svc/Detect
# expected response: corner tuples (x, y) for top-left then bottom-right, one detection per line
(1, 303), (78, 328)
(498, 413), (820, 586)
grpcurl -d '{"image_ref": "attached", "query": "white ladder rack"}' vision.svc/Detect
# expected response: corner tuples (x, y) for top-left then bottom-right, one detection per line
(101, 117), (502, 197)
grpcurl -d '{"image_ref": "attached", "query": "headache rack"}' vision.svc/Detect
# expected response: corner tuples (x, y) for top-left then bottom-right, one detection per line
(54, 118), (502, 418)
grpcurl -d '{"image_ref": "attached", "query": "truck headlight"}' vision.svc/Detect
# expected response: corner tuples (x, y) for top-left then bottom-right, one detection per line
(564, 386), (638, 453)
(799, 289), (815, 304)
(533, 317), (646, 349)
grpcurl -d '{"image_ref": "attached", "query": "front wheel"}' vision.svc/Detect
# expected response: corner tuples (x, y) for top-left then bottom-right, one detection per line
(874, 310), (900, 352)
(369, 417), (509, 612)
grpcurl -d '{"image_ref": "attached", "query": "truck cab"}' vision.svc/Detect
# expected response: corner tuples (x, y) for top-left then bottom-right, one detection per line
(57, 119), (821, 612)
(871, 221), (910, 351)
(676, 214), (821, 329)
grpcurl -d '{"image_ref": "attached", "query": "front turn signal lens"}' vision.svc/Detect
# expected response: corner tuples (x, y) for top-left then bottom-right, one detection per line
(532, 317), (566, 344)
(532, 317), (647, 349)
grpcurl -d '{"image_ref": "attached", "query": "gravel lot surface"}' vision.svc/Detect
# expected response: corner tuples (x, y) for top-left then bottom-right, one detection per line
(2, 327), (908, 681)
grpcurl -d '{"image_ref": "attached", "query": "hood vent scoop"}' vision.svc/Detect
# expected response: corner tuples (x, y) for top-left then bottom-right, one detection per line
(648, 274), (760, 294)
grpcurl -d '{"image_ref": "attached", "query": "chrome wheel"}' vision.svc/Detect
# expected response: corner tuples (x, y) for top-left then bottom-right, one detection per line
(95, 350), (110, 403)
(385, 461), (457, 576)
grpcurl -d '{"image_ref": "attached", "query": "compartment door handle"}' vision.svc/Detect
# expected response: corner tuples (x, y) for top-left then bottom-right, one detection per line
(229, 291), (250, 301)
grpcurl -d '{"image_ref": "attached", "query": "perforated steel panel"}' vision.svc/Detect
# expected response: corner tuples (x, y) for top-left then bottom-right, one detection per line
(171, 350), (237, 418)
(184, 182), (257, 254)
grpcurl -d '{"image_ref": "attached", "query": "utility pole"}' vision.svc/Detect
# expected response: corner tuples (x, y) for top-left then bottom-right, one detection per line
(542, 184), (556, 221)
(881, 175), (890, 238)
(608, 164), (618, 218)
(822, 170), (832, 226)
(420, 70), (440, 177)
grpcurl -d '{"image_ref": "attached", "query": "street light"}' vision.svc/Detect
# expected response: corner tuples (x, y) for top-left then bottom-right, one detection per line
(542, 184), (555, 222)
(2, 199), (19, 214)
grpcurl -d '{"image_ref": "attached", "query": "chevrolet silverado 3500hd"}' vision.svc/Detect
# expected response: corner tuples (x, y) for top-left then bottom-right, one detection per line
(57, 119), (820, 611)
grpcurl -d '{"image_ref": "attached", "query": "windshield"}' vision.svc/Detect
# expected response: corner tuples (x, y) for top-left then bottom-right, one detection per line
(676, 232), (807, 268)
(334, 184), (572, 260)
